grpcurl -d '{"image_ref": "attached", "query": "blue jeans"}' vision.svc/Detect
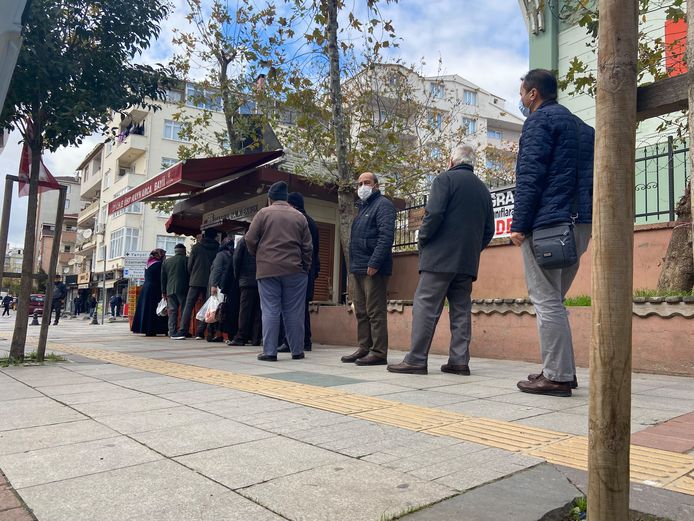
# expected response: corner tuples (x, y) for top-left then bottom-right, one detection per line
(258, 273), (308, 356)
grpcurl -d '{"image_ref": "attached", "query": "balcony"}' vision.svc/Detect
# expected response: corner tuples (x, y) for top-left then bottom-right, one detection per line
(113, 133), (147, 166)
(77, 200), (99, 227)
(77, 239), (96, 253)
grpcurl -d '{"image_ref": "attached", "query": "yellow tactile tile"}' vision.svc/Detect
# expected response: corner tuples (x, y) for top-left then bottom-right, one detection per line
(352, 403), (466, 431)
(46, 343), (694, 496)
(426, 418), (571, 452)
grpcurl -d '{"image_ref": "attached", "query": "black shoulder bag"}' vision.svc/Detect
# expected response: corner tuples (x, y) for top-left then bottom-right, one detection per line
(531, 118), (581, 270)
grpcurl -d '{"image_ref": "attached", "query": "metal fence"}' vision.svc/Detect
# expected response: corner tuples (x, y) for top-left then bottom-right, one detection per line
(635, 136), (689, 224)
(393, 196), (427, 252)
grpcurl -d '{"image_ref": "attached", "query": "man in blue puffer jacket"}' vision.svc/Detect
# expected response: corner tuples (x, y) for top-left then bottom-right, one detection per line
(341, 172), (396, 366)
(510, 69), (594, 397)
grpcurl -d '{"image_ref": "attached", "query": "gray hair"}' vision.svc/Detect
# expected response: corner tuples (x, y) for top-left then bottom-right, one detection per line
(450, 145), (476, 166)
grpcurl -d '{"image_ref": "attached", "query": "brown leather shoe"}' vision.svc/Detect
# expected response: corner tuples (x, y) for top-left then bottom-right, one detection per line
(441, 363), (470, 375)
(341, 349), (370, 363)
(528, 372), (578, 389)
(387, 360), (427, 374)
(355, 353), (388, 366)
(517, 375), (572, 397)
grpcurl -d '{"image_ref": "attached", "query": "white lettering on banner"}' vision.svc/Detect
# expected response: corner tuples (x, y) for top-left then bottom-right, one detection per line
(202, 204), (259, 226)
(490, 186), (516, 239)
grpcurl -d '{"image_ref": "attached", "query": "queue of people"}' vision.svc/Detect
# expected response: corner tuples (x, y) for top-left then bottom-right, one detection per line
(127, 68), (593, 398)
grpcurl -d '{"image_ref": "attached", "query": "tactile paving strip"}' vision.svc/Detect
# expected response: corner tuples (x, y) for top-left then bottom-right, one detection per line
(47, 343), (694, 495)
(528, 436), (694, 488)
(427, 418), (571, 452)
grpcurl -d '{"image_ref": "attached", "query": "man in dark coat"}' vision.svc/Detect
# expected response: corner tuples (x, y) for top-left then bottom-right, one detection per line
(388, 145), (494, 375)
(2, 294), (12, 316)
(198, 237), (234, 342)
(228, 236), (262, 346)
(341, 172), (396, 366)
(51, 275), (67, 325)
(162, 243), (189, 337)
(511, 69), (595, 397)
(172, 229), (219, 340)
(277, 192), (320, 352)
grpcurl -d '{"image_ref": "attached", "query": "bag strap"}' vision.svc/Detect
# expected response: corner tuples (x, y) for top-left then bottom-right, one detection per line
(570, 116), (581, 224)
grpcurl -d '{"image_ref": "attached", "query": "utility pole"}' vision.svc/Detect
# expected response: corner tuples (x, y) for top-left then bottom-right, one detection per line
(588, 0), (638, 519)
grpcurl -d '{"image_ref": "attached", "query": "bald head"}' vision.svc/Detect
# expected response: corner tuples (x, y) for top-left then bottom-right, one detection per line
(357, 172), (378, 188)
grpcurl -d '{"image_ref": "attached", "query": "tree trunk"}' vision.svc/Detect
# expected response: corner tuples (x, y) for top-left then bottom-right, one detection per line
(657, 184), (693, 292)
(326, 0), (354, 264)
(588, 1), (638, 520)
(219, 56), (240, 153)
(688, 0), (694, 291)
(10, 136), (42, 360)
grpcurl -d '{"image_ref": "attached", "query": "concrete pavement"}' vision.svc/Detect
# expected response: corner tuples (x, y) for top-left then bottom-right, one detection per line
(1, 315), (693, 520)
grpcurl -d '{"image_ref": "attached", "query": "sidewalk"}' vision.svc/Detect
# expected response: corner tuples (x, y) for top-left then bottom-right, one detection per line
(1, 316), (693, 520)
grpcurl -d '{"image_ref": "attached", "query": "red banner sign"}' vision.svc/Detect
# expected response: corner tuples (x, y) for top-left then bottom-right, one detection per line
(108, 164), (183, 215)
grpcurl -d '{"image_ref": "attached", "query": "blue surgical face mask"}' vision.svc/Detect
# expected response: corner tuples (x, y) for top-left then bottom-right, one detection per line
(518, 99), (531, 118)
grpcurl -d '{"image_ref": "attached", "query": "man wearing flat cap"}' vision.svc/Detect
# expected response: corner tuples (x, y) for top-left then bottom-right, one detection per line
(245, 181), (313, 361)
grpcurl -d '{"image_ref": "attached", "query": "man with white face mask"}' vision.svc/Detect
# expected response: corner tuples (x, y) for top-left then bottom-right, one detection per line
(341, 172), (396, 366)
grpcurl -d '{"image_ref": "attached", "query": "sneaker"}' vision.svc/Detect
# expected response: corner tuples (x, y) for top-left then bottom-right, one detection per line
(207, 336), (224, 343)
(171, 333), (186, 340)
(194, 336), (204, 340)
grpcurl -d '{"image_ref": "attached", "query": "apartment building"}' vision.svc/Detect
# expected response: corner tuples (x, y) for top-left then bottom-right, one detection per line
(75, 84), (227, 299)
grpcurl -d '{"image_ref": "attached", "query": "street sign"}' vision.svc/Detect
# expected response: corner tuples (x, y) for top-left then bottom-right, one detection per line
(123, 250), (149, 280)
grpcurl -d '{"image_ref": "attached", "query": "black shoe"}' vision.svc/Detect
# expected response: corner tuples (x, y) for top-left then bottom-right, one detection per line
(227, 338), (245, 346)
(277, 344), (290, 353)
(355, 354), (388, 366)
(207, 336), (224, 343)
(257, 353), (277, 362)
(341, 349), (370, 363)
(517, 375), (572, 397)
(387, 360), (428, 374)
(441, 363), (471, 376)
(52, 322), (58, 325)
(304, 345), (312, 352)
(292, 353), (305, 360)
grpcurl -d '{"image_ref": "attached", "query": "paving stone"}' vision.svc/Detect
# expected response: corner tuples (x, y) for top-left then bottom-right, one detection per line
(0, 436), (162, 488)
(176, 436), (348, 489)
(69, 395), (179, 417)
(631, 431), (694, 453)
(243, 459), (456, 521)
(0, 398), (85, 431)
(34, 381), (124, 396)
(130, 419), (275, 457)
(440, 399), (553, 421)
(330, 381), (412, 395)
(155, 388), (252, 405)
(402, 464), (580, 520)
(95, 406), (223, 435)
(427, 382), (519, 399)
(0, 487), (21, 510)
(57, 388), (145, 405)
(193, 395), (301, 418)
(513, 411), (590, 436)
(0, 384), (42, 402)
(377, 389), (475, 407)
(0, 420), (118, 456)
(261, 370), (365, 387)
(18, 460), (282, 521)
(235, 406), (356, 434)
(0, 507), (35, 521)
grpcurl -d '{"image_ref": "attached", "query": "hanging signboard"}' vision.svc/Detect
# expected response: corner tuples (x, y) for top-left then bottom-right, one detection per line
(123, 250), (149, 281)
(490, 186), (515, 239)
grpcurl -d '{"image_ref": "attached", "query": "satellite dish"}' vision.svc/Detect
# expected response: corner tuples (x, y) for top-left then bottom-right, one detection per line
(63, 267), (70, 274)
(82, 229), (93, 239)
(67, 259), (76, 266)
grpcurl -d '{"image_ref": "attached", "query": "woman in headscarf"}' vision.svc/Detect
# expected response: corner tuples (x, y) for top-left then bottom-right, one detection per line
(131, 248), (168, 337)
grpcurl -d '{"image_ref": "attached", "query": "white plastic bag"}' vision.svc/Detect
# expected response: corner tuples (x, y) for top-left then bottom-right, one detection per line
(156, 298), (168, 317)
(196, 295), (219, 323)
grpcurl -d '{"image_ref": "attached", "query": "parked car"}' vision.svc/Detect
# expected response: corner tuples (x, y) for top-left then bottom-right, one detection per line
(28, 294), (44, 315)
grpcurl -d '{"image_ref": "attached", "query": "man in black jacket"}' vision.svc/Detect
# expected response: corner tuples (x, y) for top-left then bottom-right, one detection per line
(512, 69), (594, 397)
(51, 275), (67, 325)
(172, 229), (219, 340)
(341, 172), (396, 366)
(228, 236), (262, 346)
(388, 146), (494, 375)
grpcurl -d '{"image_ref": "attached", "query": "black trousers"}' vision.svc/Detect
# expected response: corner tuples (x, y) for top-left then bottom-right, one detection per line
(235, 286), (262, 343)
(51, 300), (62, 324)
(2, 305), (9, 316)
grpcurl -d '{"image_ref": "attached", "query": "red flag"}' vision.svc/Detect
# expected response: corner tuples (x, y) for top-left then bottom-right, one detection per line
(17, 141), (61, 197)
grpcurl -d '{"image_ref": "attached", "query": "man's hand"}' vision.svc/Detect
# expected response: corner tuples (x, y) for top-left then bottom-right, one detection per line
(210, 286), (218, 295)
(367, 267), (378, 277)
(510, 232), (526, 246)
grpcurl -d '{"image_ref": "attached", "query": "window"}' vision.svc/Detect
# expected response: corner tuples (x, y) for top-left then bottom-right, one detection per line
(64, 245), (71, 253)
(462, 118), (477, 133)
(163, 119), (188, 142)
(238, 100), (256, 115)
(428, 112), (443, 131)
(112, 187), (142, 217)
(97, 244), (106, 261)
(166, 88), (183, 103)
(105, 141), (113, 155)
(487, 129), (503, 140)
(103, 168), (111, 189)
(109, 227), (139, 258)
(156, 235), (186, 254)
(185, 84), (222, 111)
(64, 199), (70, 209)
(161, 157), (178, 170)
(430, 83), (444, 99)
(65, 185), (71, 194)
(463, 90), (477, 106)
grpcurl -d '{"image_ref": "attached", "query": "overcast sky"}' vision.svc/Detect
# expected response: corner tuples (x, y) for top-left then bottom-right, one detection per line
(0, 0), (529, 247)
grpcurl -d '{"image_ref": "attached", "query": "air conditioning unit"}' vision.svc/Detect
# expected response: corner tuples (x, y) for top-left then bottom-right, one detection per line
(118, 167), (131, 177)
(95, 223), (105, 235)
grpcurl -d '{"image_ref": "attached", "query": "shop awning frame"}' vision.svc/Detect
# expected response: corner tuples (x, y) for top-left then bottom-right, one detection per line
(107, 150), (284, 215)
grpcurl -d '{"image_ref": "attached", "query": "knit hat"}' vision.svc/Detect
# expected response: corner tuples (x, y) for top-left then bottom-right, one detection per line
(268, 181), (288, 201)
(287, 192), (305, 211)
(174, 243), (186, 254)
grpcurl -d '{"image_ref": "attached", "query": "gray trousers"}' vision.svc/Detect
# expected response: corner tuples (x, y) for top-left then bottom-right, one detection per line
(258, 273), (308, 356)
(404, 271), (473, 367)
(166, 294), (186, 337)
(521, 223), (592, 382)
(350, 273), (389, 358)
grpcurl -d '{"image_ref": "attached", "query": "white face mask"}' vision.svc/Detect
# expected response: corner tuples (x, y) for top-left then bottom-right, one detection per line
(357, 185), (373, 201)
(518, 99), (531, 118)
